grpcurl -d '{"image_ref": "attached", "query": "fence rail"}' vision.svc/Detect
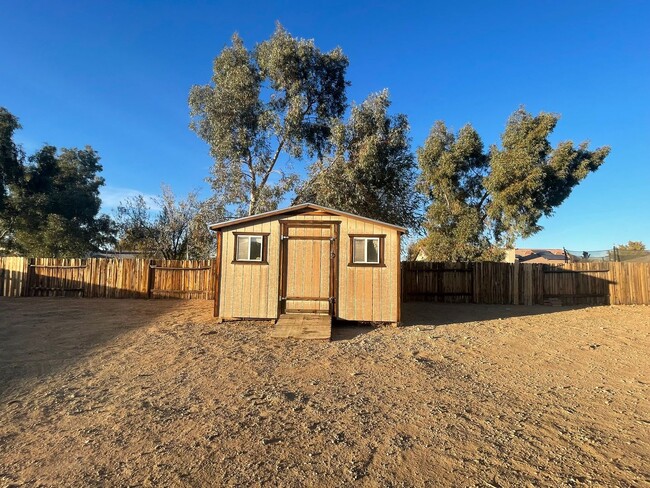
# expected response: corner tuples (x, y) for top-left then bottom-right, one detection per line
(0, 257), (216, 299)
(401, 261), (650, 305)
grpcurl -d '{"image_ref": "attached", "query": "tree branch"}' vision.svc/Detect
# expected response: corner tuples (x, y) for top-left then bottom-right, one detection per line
(477, 191), (490, 211)
(477, 192), (490, 225)
(259, 138), (285, 190)
(245, 150), (256, 182)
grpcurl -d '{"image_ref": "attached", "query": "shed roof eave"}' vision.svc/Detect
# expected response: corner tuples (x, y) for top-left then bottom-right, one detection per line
(208, 203), (407, 233)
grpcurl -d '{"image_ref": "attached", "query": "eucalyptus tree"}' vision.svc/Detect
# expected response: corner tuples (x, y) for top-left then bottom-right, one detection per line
(189, 24), (349, 216)
(417, 107), (610, 261)
(295, 90), (420, 229)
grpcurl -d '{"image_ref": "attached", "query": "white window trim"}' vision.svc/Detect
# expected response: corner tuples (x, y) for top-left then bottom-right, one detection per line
(236, 235), (263, 262)
(353, 237), (380, 264)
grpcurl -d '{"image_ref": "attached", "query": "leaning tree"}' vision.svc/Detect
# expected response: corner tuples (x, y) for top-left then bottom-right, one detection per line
(417, 107), (610, 261)
(189, 23), (349, 216)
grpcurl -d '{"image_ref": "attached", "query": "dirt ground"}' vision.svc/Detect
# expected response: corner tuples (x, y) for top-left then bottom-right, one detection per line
(0, 299), (648, 487)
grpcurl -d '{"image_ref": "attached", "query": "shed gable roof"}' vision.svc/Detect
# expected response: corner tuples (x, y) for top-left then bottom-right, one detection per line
(208, 203), (407, 233)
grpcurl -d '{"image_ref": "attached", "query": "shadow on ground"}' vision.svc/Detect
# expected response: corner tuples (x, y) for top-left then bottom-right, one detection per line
(0, 297), (193, 400)
(401, 301), (591, 328)
(330, 322), (374, 341)
(329, 302), (591, 340)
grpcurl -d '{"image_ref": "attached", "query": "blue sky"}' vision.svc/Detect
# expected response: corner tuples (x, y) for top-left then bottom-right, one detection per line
(1, 0), (648, 250)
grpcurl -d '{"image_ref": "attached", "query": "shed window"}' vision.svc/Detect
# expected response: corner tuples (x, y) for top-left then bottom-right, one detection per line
(352, 237), (381, 264)
(236, 235), (263, 262)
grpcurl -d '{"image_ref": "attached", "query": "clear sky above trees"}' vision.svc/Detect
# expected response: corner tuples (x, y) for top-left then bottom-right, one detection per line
(1, 0), (648, 249)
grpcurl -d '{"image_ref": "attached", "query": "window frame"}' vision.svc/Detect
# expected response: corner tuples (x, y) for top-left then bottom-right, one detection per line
(232, 232), (269, 264)
(349, 234), (386, 267)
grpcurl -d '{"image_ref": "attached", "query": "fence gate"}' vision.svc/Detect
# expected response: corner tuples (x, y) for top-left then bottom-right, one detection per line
(26, 258), (87, 297)
(401, 262), (474, 303)
(148, 259), (215, 299)
(541, 264), (610, 305)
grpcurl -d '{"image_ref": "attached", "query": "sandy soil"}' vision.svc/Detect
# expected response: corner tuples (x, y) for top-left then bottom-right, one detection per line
(0, 298), (649, 487)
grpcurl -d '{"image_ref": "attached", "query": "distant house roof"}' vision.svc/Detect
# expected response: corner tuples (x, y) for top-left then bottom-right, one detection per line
(516, 248), (567, 264)
(208, 203), (407, 233)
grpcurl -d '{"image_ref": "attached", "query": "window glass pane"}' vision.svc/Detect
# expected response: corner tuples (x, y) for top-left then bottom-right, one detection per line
(236, 236), (249, 261)
(353, 238), (366, 263)
(367, 238), (379, 263)
(249, 236), (262, 261)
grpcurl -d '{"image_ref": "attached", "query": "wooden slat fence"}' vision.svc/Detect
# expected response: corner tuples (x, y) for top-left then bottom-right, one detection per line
(0, 257), (216, 299)
(2, 257), (649, 305)
(0, 257), (29, 297)
(402, 261), (650, 305)
(149, 259), (214, 299)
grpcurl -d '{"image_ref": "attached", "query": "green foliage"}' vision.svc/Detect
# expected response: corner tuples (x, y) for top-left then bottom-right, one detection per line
(0, 108), (24, 206)
(611, 240), (648, 262)
(189, 23), (349, 216)
(10, 145), (114, 256)
(416, 121), (495, 261)
(295, 90), (420, 228)
(0, 108), (25, 240)
(115, 185), (224, 259)
(418, 107), (610, 261)
(1, 108), (115, 256)
(607, 241), (647, 262)
(114, 194), (156, 253)
(617, 240), (646, 251)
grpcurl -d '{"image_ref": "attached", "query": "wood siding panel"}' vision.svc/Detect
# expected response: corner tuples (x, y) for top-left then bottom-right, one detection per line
(335, 218), (399, 323)
(219, 217), (279, 319)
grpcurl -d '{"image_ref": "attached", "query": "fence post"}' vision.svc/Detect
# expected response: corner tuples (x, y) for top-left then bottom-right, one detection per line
(512, 262), (519, 305)
(22, 257), (34, 297)
(608, 263), (616, 305)
(146, 259), (154, 299)
(535, 264), (544, 304)
(471, 263), (478, 304)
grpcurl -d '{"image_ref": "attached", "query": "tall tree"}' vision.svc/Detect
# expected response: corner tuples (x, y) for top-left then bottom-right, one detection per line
(295, 90), (420, 228)
(0, 108), (25, 243)
(10, 145), (114, 256)
(418, 107), (610, 261)
(189, 23), (349, 216)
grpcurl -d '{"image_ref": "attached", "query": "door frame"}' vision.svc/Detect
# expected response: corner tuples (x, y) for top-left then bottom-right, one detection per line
(278, 220), (339, 317)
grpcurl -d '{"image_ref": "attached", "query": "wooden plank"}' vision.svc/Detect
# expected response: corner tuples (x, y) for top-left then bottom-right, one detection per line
(214, 232), (222, 316)
(0, 257), (28, 297)
(271, 314), (332, 340)
(150, 265), (212, 270)
(28, 264), (86, 269)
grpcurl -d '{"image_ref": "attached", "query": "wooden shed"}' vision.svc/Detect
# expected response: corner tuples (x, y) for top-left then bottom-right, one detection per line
(209, 203), (405, 325)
